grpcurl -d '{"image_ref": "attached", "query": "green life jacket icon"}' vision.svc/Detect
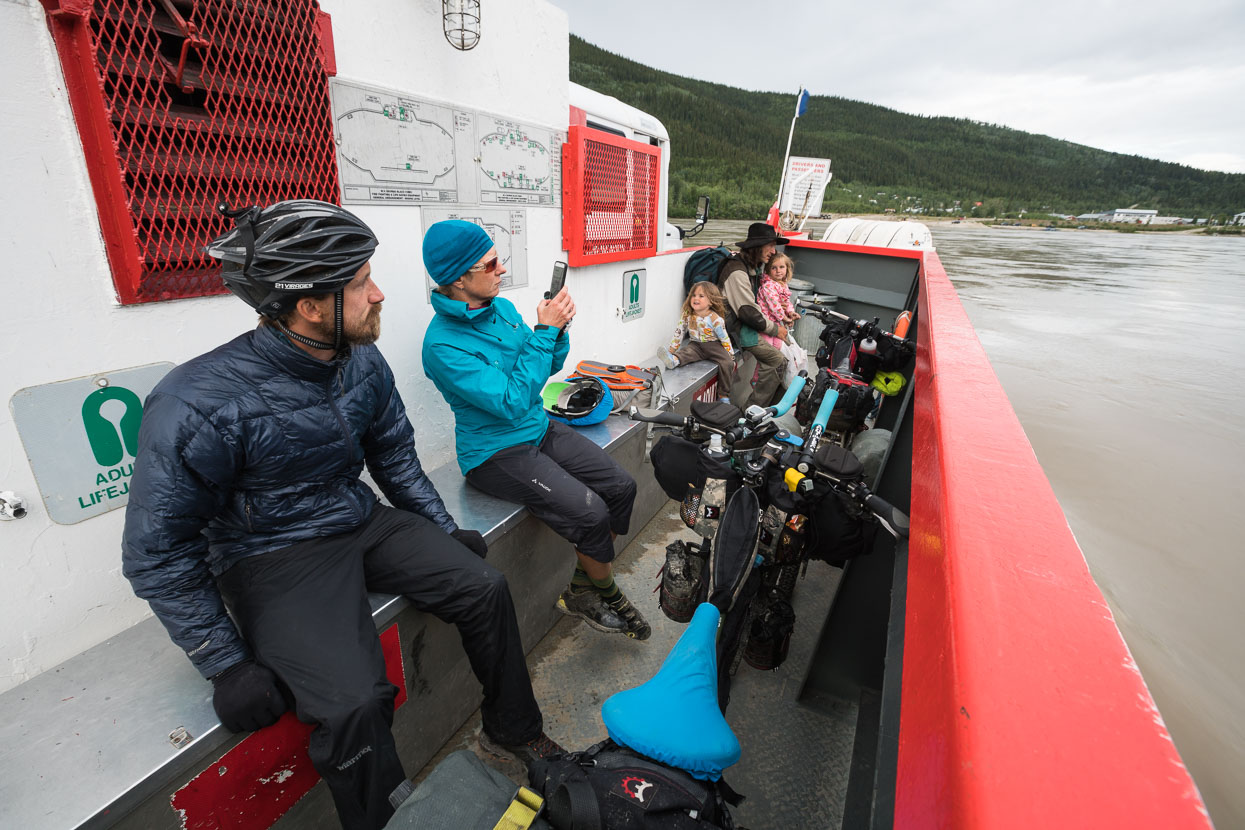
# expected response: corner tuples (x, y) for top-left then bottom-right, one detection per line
(82, 386), (144, 467)
(629, 273), (640, 304)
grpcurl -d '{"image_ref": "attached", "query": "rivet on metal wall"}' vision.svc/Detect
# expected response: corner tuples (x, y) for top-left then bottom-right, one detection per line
(442, 0), (480, 51)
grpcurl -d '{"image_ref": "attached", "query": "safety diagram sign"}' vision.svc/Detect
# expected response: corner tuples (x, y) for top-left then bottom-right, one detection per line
(421, 208), (529, 292)
(331, 79), (564, 208)
(10, 363), (174, 524)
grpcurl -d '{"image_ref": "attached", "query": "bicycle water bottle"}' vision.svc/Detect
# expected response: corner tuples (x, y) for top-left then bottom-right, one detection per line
(859, 334), (878, 357)
(697, 434), (731, 540)
(705, 433), (729, 463)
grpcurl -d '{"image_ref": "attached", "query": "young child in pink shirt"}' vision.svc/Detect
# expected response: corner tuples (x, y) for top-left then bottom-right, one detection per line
(757, 253), (800, 350)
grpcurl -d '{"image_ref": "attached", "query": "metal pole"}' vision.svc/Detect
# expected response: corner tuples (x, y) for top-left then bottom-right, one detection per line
(776, 119), (797, 223)
(775, 87), (802, 227)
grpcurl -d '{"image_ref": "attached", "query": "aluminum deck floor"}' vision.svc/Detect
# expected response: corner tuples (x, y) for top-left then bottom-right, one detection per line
(417, 499), (856, 829)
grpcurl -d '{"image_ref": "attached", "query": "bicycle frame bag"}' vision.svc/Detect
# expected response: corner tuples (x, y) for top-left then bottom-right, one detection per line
(707, 485), (760, 614)
(530, 740), (737, 830)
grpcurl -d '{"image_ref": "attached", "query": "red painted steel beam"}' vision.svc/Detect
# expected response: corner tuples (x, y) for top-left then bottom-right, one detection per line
(42, 5), (145, 304)
(898, 252), (1209, 827)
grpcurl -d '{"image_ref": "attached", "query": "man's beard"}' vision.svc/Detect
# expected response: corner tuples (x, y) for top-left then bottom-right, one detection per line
(316, 304), (382, 347)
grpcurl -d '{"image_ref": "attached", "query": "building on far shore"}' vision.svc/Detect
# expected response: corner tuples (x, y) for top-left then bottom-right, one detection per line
(1104, 208), (1158, 224)
(1233, 212), (1245, 225)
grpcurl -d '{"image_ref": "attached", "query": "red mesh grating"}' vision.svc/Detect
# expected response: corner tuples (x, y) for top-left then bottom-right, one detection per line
(43, 0), (340, 304)
(561, 125), (661, 266)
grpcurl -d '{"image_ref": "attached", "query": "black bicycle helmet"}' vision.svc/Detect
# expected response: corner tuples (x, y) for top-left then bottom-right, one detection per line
(206, 200), (378, 319)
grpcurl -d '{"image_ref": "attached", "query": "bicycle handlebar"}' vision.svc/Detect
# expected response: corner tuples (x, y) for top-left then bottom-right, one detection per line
(628, 407), (689, 428)
(797, 300), (913, 348)
(769, 373), (807, 417)
(861, 488), (910, 539)
(811, 386), (839, 432)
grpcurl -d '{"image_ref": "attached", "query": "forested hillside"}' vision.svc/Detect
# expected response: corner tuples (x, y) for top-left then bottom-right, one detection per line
(569, 36), (1245, 220)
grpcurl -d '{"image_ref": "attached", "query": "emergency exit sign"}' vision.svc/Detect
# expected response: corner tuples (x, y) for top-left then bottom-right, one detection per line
(10, 363), (173, 524)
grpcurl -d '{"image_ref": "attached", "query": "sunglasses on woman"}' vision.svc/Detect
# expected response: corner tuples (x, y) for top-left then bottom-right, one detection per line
(468, 256), (500, 274)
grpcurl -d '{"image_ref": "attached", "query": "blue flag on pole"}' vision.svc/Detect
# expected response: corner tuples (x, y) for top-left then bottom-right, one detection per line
(796, 88), (810, 117)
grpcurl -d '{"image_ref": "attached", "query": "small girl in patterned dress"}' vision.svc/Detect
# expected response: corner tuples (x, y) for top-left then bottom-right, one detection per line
(659, 282), (738, 401)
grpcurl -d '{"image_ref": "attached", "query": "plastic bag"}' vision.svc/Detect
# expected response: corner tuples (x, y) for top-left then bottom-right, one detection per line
(780, 336), (808, 386)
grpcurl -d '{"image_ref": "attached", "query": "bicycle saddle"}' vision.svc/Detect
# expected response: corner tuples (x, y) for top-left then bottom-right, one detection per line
(600, 603), (741, 780)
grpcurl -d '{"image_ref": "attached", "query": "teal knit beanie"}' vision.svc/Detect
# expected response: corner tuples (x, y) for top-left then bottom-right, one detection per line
(423, 220), (494, 285)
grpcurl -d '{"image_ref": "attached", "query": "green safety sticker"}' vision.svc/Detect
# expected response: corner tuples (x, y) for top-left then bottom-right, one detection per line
(10, 363), (174, 525)
(620, 268), (646, 322)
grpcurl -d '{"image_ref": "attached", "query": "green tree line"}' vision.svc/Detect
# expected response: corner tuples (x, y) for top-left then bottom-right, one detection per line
(570, 36), (1245, 220)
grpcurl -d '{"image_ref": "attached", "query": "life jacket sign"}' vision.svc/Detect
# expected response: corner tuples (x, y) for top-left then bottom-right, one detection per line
(9, 363), (173, 524)
(619, 268), (646, 321)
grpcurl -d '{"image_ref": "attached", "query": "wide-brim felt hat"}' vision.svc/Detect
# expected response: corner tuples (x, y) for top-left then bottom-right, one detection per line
(737, 222), (790, 250)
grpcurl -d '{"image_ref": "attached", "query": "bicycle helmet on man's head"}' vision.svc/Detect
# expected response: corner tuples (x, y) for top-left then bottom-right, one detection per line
(207, 200), (378, 318)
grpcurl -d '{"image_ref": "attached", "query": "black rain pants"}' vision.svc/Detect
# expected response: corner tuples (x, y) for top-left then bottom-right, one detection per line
(465, 420), (637, 563)
(217, 505), (541, 830)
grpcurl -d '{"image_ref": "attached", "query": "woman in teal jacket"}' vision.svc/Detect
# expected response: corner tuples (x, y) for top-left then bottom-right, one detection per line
(422, 220), (650, 641)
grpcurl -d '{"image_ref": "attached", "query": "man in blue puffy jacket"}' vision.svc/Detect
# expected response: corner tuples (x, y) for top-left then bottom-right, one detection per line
(421, 220), (651, 642)
(122, 202), (561, 830)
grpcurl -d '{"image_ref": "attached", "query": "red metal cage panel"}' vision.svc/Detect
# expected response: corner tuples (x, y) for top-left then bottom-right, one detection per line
(561, 124), (660, 267)
(42, 0), (341, 305)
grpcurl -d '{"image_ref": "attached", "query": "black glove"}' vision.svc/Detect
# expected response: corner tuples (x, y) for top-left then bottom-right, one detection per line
(211, 659), (287, 733)
(451, 528), (488, 558)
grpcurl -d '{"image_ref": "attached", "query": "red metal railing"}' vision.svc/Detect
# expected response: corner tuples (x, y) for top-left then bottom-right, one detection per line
(899, 249), (1209, 827)
(41, 0), (340, 305)
(561, 124), (660, 266)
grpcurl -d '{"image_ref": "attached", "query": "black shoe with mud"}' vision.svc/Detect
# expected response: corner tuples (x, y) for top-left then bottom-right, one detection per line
(478, 729), (566, 769)
(557, 586), (651, 640)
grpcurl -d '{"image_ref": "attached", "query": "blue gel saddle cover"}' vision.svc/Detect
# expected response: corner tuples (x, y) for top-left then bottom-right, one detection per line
(600, 603), (741, 780)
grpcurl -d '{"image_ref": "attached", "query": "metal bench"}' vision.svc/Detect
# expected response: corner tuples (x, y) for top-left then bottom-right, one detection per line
(0, 361), (717, 830)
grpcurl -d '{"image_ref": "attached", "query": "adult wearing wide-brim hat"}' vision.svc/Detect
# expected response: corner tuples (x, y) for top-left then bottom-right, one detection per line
(717, 222), (790, 407)
(737, 222), (789, 250)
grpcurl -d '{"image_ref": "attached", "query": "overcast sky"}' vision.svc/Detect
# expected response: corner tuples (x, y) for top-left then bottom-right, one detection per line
(546, 0), (1245, 174)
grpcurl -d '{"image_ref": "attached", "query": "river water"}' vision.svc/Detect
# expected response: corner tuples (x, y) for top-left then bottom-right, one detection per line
(687, 219), (1245, 827)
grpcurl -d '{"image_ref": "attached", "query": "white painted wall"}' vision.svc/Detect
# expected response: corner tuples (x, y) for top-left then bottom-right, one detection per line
(0, 0), (691, 693)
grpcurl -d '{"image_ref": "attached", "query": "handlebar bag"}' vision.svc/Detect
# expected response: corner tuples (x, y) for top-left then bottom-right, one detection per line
(688, 399), (742, 430)
(649, 435), (738, 503)
(807, 489), (876, 564)
(807, 444), (874, 561)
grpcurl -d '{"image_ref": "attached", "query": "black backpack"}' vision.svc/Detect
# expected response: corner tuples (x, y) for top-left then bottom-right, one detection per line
(682, 246), (735, 294)
(529, 740), (737, 830)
